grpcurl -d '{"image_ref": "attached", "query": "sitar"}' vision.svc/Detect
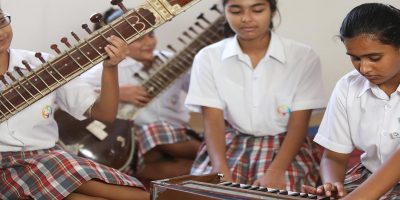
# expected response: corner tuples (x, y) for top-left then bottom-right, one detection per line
(0, 0), (201, 163)
(56, 7), (225, 171)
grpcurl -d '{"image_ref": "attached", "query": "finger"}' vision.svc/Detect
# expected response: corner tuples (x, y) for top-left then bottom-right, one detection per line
(253, 180), (260, 186)
(302, 185), (317, 194)
(323, 183), (335, 196)
(333, 182), (346, 197)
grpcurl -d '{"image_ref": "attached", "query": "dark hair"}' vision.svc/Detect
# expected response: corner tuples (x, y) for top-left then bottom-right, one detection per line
(340, 3), (400, 48)
(222, 0), (278, 37)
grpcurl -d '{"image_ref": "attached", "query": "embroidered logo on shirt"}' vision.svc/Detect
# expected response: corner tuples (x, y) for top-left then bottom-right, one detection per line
(277, 105), (291, 117)
(41, 105), (53, 119)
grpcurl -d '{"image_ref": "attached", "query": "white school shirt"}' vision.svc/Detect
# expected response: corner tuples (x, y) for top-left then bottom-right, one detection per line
(314, 70), (400, 173)
(0, 49), (97, 152)
(185, 33), (326, 136)
(82, 56), (190, 126)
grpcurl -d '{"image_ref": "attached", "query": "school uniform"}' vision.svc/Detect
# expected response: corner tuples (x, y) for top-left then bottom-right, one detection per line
(314, 70), (400, 198)
(0, 49), (144, 199)
(185, 33), (326, 191)
(83, 54), (195, 171)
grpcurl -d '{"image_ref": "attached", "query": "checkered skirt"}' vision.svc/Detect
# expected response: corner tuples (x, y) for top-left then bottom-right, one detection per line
(344, 163), (400, 200)
(191, 127), (321, 192)
(135, 121), (195, 170)
(0, 146), (144, 200)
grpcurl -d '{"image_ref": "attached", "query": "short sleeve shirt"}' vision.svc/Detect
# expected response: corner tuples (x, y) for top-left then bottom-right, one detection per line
(185, 33), (326, 136)
(314, 70), (400, 173)
(0, 49), (97, 152)
(82, 55), (190, 126)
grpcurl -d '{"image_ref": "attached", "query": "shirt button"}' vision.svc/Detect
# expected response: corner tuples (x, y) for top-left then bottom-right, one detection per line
(385, 104), (391, 110)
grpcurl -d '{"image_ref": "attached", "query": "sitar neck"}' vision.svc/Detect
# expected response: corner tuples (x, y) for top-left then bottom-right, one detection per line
(0, 0), (201, 123)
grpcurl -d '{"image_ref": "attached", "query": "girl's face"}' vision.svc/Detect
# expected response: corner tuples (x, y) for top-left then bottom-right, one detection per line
(128, 32), (156, 62)
(344, 34), (400, 90)
(224, 0), (273, 41)
(0, 14), (12, 54)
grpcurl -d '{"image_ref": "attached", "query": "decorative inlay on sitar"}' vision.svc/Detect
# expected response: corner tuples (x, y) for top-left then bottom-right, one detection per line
(0, 0), (201, 123)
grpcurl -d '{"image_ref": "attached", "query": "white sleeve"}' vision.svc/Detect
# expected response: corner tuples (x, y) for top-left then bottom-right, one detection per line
(314, 77), (354, 154)
(55, 77), (97, 120)
(292, 48), (327, 111)
(80, 62), (104, 89)
(185, 49), (224, 112)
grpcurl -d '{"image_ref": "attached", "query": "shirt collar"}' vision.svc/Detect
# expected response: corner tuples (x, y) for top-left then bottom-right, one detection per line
(221, 32), (286, 64)
(357, 75), (400, 99)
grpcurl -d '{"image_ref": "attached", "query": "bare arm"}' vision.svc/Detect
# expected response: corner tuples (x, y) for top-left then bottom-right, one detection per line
(201, 106), (232, 181)
(269, 110), (312, 171)
(88, 36), (128, 122)
(344, 149), (400, 200)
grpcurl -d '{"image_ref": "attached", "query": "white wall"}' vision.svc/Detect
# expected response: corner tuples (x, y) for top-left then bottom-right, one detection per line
(2, 0), (400, 96)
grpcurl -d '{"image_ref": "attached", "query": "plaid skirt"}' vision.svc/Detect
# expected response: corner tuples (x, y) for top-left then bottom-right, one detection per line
(190, 127), (321, 192)
(135, 121), (195, 170)
(0, 146), (144, 200)
(344, 163), (400, 200)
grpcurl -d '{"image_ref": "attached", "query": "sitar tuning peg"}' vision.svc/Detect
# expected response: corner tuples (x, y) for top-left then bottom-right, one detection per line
(210, 4), (222, 14)
(71, 32), (81, 42)
(34, 52), (46, 64)
(195, 22), (205, 30)
(5, 72), (16, 82)
(50, 44), (61, 54)
(183, 31), (193, 40)
(197, 13), (211, 25)
(0, 75), (8, 85)
(167, 45), (177, 53)
(178, 37), (187, 45)
(22, 60), (33, 71)
(61, 37), (72, 48)
(14, 66), (25, 77)
(189, 27), (198, 35)
(110, 0), (128, 13)
(82, 24), (92, 34)
(90, 13), (104, 26)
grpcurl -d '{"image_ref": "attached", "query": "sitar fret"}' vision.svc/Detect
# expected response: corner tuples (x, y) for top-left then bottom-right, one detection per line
(0, 0), (202, 123)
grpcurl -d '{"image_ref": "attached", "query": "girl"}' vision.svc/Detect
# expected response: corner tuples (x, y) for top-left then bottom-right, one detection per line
(0, 8), (149, 200)
(185, 0), (326, 191)
(304, 3), (400, 199)
(83, 8), (201, 180)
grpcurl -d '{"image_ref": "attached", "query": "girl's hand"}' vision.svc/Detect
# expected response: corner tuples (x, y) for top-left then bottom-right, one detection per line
(103, 35), (129, 68)
(303, 182), (347, 198)
(213, 166), (234, 183)
(253, 169), (286, 190)
(119, 85), (150, 107)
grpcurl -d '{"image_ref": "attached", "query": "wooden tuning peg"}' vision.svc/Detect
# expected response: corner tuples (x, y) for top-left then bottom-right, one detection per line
(195, 22), (205, 30)
(35, 52), (46, 63)
(0, 75), (8, 85)
(5, 72), (16, 82)
(71, 32), (81, 42)
(50, 44), (61, 54)
(22, 60), (33, 71)
(82, 24), (92, 34)
(183, 31), (193, 40)
(14, 67), (25, 77)
(197, 13), (211, 25)
(90, 13), (105, 27)
(167, 45), (177, 53)
(178, 37), (187, 45)
(189, 27), (198, 35)
(210, 4), (222, 14)
(110, 0), (128, 13)
(61, 37), (72, 48)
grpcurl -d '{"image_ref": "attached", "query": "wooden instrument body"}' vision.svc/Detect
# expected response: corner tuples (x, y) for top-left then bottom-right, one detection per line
(151, 174), (334, 200)
(56, 15), (225, 170)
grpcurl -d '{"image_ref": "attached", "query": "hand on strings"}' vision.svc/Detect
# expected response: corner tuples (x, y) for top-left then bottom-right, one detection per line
(103, 35), (129, 68)
(253, 169), (286, 190)
(303, 182), (347, 198)
(119, 85), (151, 107)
